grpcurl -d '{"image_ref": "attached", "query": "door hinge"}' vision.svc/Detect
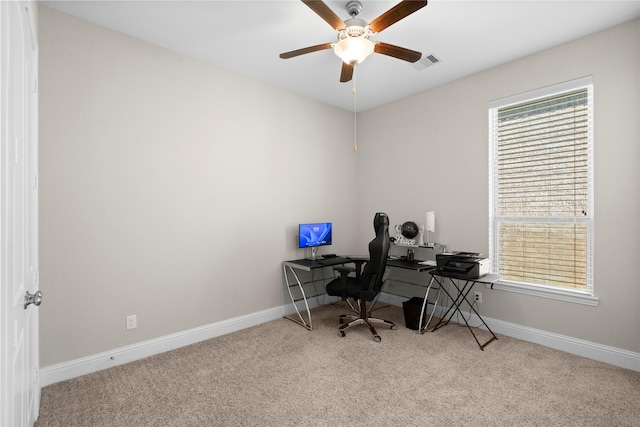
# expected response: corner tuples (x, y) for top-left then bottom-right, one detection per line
(33, 78), (38, 94)
(33, 173), (38, 190)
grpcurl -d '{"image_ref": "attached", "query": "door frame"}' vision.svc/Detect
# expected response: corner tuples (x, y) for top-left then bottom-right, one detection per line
(1, 1), (40, 425)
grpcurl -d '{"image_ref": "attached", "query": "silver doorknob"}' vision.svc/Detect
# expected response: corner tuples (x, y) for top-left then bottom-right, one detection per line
(24, 290), (43, 309)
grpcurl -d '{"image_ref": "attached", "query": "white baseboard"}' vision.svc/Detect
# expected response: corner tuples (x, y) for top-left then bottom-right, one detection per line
(41, 305), (286, 387)
(380, 292), (640, 372)
(41, 296), (639, 386)
(486, 317), (640, 372)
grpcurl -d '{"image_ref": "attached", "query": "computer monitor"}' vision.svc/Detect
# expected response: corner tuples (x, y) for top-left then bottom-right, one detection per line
(299, 222), (332, 259)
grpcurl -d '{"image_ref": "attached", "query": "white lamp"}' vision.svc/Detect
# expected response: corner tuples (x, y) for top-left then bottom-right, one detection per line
(333, 36), (374, 65)
(426, 211), (435, 244)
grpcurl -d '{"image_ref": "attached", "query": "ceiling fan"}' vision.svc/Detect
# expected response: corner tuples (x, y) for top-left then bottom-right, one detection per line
(279, 0), (428, 83)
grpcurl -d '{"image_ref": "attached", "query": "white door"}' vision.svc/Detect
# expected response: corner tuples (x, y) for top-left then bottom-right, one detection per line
(1, 1), (40, 426)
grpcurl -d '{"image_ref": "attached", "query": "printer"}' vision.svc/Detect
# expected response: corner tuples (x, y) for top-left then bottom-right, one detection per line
(436, 252), (489, 279)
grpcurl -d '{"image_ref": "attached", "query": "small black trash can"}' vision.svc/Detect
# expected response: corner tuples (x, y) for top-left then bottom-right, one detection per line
(402, 297), (430, 330)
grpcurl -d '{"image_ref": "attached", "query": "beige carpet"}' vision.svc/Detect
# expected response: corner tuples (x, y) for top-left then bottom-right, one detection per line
(36, 304), (640, 426)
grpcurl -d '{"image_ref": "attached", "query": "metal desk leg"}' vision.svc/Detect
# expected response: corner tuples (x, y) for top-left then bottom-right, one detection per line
(450, 280), (486, 349)
(447, 279), (475, 323)
(282, 264), (313, 330)
(419, 276), (442, 334)
(431, 276), (498, 350)
(430, 276), (458, 330)
(457, 280), (498, 350)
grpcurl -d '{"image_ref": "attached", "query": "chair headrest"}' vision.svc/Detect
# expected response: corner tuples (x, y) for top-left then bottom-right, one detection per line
(373, 212), (389, 232)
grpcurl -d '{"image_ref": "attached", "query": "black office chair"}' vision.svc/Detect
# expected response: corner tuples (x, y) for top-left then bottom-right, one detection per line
(325, 212), (396, 342)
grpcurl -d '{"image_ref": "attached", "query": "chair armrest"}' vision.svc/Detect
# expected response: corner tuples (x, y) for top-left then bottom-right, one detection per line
(349, 259), (366, 280)
(331, 266), (354, 300)
(333, 266), (356, 275)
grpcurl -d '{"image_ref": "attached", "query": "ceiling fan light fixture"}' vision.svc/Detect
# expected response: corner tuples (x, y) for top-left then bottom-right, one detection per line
(333, 36), (374, 65)
(280, 0), (428, 83)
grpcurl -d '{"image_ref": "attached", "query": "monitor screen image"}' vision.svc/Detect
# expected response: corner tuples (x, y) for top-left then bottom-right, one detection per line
(299, 222), (332, 248)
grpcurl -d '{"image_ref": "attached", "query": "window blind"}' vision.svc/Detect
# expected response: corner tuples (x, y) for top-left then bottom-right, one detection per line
(490, 81), (593, 292)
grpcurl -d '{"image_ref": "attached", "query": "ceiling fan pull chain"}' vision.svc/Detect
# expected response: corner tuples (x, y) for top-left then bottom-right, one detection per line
(353, 66), (358, 152)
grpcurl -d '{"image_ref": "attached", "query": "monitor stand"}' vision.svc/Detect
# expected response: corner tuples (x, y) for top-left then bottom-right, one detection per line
(309, 247), (318, 260)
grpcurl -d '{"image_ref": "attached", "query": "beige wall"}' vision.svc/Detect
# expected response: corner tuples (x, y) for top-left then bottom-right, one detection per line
(39, 4), (639, 368)
(38, 6), (359, 367)
(357, 19), (640, 352)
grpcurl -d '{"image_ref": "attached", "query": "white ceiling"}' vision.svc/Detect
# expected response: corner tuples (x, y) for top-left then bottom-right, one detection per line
(41, 0), (640, 112)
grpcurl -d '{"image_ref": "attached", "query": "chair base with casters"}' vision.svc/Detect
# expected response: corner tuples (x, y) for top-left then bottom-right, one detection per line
(337, 298), (396, 342)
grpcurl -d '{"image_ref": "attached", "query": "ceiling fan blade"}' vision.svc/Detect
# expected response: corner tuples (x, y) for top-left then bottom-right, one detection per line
(302, 0), (346, 31)
(279, 43), (333, 59)
(340, 62), (354, 83)
(369, 0), (428, 33)
(374, 42), (422, 63)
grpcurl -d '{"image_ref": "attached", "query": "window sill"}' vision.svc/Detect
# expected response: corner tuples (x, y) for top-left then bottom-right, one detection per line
(488, 280), (599, 306)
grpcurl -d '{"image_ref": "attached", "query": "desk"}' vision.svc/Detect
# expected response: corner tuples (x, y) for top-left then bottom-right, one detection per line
(283, 256), (442, 332)
(428, 272), (501, 350)
(282, 257), (352, 330)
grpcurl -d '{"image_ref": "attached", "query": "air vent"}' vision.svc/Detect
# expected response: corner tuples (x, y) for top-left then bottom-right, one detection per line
(424, 54), (440, 64)
(411, 53), (441, 70)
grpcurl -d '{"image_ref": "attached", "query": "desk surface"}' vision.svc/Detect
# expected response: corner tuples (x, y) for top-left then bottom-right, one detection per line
(386, 259), (435, 272)
(429, 271), (502, 285)
(283, 257), (352, 271)
(284, 257), (437, 273)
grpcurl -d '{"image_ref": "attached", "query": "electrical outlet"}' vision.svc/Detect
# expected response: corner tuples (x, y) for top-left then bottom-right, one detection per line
(126, 314), (137, 330)
(474, 292), (482, 304)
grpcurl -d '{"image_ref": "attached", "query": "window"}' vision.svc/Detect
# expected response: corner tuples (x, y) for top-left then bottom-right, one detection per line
(489, 77), (596, 305)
